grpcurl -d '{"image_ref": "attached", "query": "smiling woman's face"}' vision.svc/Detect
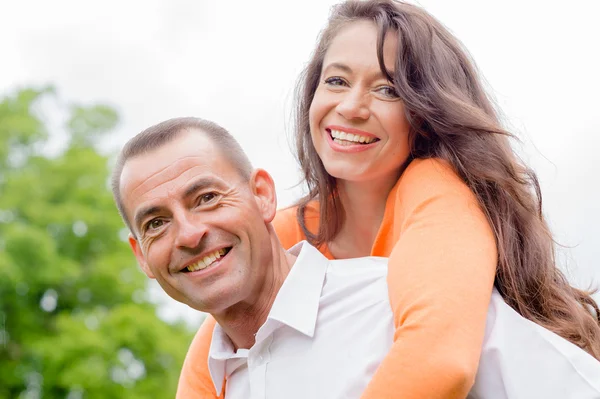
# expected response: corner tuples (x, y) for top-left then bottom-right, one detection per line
(309, 20), (411, 185)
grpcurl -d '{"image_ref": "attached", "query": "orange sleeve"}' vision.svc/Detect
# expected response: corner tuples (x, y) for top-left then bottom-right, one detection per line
(361, 159), (497, 399)
(175, 206), (308, 398)
(176, 316), (221, 399)
(272, 205), (307, 249)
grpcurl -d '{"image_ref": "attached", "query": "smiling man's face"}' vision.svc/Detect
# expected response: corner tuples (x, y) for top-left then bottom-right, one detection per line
(119, 130), (276, 314)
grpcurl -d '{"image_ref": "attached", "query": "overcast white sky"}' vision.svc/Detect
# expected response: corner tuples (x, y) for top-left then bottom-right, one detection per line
(2, 0), (599, 324)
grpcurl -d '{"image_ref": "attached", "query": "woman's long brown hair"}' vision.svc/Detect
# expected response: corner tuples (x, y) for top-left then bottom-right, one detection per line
(294, 0), (600, 359)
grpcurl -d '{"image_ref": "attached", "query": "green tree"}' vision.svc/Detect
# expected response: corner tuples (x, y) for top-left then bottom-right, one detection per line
(0, 87), (194, 398)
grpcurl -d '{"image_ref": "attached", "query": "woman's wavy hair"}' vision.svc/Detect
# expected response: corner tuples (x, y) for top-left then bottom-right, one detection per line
(294, 0), (600, 359)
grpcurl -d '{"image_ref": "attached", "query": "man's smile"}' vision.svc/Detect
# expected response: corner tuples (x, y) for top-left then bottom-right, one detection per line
(179, 246), (233, 273)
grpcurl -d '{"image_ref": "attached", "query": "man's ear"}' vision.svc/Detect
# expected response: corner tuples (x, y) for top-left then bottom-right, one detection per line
(128, 234), (155, 279)
(249, 169), (277, 223)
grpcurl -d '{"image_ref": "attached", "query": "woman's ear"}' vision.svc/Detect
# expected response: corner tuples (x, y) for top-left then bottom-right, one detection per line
(249, 168), (277, 223)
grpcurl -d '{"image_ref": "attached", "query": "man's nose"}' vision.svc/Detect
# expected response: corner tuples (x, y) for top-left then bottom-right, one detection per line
(174, 214), (208, 250)
(335, 88), (370, 121)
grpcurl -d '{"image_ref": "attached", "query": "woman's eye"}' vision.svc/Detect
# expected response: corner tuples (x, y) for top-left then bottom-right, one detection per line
(376, 85), (399, 99)
(324, 77), (348, 87)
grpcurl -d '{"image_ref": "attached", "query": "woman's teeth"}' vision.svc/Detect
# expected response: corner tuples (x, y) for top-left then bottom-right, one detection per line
(330, 129), (377, 145)
(186, 248), (227, 272)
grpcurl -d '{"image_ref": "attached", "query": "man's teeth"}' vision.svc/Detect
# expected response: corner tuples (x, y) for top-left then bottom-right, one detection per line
(186, 248), (226, 272)
(330, 129), (376, 144)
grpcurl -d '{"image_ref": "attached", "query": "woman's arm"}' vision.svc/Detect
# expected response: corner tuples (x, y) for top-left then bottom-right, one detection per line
(176, 316), (221, 398)
(175, 205), (308, 398)
(361, 158), (497, 399)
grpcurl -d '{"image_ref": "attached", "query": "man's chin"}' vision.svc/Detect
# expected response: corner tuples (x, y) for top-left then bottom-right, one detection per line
(183, 293), (237, 316)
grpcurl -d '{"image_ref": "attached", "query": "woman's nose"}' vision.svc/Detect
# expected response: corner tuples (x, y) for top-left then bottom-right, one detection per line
(335, 88), (370, 121)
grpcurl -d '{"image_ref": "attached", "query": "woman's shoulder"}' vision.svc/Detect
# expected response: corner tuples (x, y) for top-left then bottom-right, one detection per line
(274, 202), (319, 249)
(275, 201), (320, 222)
(396, 158), (472, 198)
(274, 204), (299, 224)
(401, 158), (463, 186)
(391, 157), (478, 213)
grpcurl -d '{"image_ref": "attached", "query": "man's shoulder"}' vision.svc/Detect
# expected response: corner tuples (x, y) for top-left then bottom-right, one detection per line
(290, 244), (389, 304)
(328, 256), (388, 273)
(321, 256), (389, 306)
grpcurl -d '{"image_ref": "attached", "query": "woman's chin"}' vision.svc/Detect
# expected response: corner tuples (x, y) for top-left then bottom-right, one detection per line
(322, 163), (367, 183)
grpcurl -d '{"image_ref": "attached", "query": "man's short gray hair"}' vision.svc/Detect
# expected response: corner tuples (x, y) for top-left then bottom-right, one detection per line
(111, 117), (253, 235)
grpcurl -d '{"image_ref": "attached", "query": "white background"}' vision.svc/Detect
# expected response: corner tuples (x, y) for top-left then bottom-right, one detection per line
(1, 0), (598, 325)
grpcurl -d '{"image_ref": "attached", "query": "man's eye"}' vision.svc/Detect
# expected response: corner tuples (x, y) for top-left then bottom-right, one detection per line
(146, 219), (165, 231)
(198, 192), (218, 205)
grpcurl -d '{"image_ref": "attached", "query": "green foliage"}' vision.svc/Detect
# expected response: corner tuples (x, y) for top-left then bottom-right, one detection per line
(67, 104), (118, 149)
(0, 87), (194, 398)
(0, 87), (51, 170)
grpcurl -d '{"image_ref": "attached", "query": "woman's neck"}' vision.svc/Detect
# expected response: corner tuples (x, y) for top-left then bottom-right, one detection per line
(328, 175), (397, 259)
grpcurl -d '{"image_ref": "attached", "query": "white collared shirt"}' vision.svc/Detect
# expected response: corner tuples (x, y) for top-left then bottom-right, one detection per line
(208, 242), (393, 399)
(208, 242), (600, 399)
(469, 296), (600, 398)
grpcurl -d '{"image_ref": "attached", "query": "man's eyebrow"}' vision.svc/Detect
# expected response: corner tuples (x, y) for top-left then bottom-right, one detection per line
(133, 178), (225, 230)
(134, 205), (162, 230)
(183, 177), (223, 199)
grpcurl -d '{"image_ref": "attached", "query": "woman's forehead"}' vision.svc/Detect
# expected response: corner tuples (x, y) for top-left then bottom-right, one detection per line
(324, 20), (398, 71)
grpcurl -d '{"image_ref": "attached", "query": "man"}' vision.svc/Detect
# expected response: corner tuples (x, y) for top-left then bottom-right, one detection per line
(112, 117), (393, 398)
(113, 117), (600, 398)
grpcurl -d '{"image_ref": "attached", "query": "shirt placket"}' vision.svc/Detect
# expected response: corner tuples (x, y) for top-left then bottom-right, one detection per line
(248, 333), (273, 399)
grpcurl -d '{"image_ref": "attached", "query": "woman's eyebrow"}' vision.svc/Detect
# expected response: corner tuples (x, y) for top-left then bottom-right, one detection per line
(322, 62), (353, 75)
(322, 62), (394, 81)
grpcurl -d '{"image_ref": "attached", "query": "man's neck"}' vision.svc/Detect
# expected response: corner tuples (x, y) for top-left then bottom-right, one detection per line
(213, 232), (296, 350)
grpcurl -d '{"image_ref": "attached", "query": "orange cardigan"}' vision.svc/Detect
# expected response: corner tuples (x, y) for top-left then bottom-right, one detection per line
(176, 158), (497, 398)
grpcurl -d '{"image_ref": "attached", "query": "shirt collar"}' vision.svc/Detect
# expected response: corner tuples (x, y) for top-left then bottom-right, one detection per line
(208, 323), (248, 396)
(207, 324), (230, 396)
(207, 241), (329, 395)
(266, 241), (328, 338)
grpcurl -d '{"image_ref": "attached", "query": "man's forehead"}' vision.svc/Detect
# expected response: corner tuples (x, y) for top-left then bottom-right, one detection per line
(124, 158), (214, 197)
(119, 132), (236, 207)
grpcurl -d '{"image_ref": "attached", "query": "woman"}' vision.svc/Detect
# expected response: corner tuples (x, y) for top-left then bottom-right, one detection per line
(178, 1), (600, 397)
